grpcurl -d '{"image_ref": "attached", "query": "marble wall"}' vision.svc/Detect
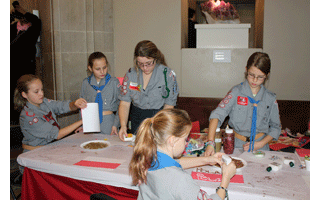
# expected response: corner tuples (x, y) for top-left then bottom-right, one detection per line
(39, 0), (114, 127)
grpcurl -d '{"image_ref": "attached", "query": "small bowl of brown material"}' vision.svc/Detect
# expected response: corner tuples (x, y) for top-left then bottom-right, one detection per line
(80, 140), (110, 150)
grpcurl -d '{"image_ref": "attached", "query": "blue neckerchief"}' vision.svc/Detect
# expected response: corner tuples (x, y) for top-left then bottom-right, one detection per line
(149, 151), (182, 171)
(88, 74), (111, 123)
(247, 96), (260, 152)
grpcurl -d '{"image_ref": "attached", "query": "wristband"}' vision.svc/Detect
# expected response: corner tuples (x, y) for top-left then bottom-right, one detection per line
(206, 140), (215, 149)
(216, 186), (228, 200)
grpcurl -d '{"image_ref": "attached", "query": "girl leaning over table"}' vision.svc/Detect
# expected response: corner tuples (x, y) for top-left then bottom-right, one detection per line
(205, 52), (281, 156)
(118, 40), (179, 141)
(129, 108), (236, 200)
(79, 52), (121, 134)
(14, 74), (87, 154)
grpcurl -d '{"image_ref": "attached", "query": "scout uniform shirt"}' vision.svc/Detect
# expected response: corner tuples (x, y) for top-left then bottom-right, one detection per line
(80, 74), (120, 134)
(119, 64), (179, 110)
(138, 150), (221, 200)
(20, 98), (71, 147)
(209, 80), (281, 150)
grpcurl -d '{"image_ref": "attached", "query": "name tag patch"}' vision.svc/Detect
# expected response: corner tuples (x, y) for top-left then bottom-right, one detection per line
(129, 82), (141, 92)
(237, 96), (248, 106)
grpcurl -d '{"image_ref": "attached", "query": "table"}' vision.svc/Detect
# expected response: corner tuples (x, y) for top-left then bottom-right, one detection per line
(187, 149), (310, 200)
(18, 133), (310, 200)
(17, 133), (139, 200)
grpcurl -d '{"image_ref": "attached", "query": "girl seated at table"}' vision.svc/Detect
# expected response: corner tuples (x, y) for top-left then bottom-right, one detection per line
(79, 52), (120, 134)
(14, 74), (87, 152)
(129, 108), (236, 200)
(205, 52), (281, 156)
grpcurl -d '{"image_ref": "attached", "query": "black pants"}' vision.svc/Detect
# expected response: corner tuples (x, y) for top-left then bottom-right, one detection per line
(130, 105), (163, 134)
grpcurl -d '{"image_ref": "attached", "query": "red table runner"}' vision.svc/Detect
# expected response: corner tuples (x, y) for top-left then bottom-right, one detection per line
(21, 167), (138, 200)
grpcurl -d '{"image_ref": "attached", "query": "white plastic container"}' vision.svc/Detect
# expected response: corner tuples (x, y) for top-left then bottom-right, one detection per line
(266, 162), (282, 172)
(283, 156), (295, 167)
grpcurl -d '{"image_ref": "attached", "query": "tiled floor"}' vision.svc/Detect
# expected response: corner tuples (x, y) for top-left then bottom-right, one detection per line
(10, 148), (23, 200)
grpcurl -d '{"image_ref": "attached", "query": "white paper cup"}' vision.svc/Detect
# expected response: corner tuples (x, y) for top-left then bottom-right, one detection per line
(305, 160), (310, 171)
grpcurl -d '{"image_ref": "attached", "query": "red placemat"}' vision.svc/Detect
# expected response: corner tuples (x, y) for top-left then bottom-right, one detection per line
(191, 172), (244, 183)
(74, 160), (121, 169)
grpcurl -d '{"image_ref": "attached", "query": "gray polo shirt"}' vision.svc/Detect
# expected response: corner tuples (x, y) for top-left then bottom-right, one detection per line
(119, 64), (179, 109)
(20, 98), (71, 146)
(209, 80), (281, 149)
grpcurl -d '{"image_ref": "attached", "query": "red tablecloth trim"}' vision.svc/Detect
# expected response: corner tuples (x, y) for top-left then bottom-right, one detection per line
(22, 167), (138, 200)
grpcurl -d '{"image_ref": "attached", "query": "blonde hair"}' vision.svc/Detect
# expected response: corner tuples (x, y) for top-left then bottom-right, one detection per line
(14, 74), (40, 112)
(129, 109), (192, 185)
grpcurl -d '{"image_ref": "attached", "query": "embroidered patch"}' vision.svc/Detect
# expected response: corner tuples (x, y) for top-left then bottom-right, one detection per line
(237, 96), (248, 106)
(33, 117), (39, 123)
(227, 94), (233, 99)
(219, 102), (225, 108)
(29, 121), (33, 125)
(223, 99), (229, 104)
(25, 110), (35, 117)
(129, 82), (141, 92)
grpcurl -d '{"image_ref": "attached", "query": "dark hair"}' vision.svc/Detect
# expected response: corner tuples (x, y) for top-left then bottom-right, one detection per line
(87, 52), (109, 74)
(14, 74), (41, 112)
(246, 52), (271, 76)
(129, 108), (192, 185)
(188, 8), (195, 19)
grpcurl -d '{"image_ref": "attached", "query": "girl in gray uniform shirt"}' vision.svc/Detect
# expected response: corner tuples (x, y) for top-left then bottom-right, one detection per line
(205, 52), (281, 156)
(118, 40), (178, 141)
(14, 74), (87, 152)
(80, 52), (121, 134)
(129, 109), (236, 200)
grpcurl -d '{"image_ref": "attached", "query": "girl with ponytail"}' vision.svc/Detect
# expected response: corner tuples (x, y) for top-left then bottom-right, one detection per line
(129, 108), (236, 200)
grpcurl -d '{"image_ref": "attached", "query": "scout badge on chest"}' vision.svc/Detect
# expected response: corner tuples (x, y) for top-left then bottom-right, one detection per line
(237, 96), (248, 106)
(129, 82), (141, 92)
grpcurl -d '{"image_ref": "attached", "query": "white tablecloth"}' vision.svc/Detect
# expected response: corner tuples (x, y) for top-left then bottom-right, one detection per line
(18, 133), (310, 199)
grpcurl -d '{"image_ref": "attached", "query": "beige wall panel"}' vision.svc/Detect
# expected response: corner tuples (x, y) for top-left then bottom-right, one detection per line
(60, 32), (87, 53)
(264, 0), (310, 100)
(59, 0), (86, 31)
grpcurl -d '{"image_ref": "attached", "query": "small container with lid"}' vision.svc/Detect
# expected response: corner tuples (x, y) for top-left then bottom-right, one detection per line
(266, 162), (282, 172)
(223, 126), (234, 154)
(215, 128), (222, 152)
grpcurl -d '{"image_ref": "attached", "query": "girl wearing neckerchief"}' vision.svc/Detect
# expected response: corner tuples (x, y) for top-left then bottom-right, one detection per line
(129, 109), (236, 200)
(79, 52), (121, 134)
(205, 52), (281, 156)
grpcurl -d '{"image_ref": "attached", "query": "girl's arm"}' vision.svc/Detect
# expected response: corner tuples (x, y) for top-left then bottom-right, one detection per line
(69, 98), (87, 111)
(57, 120), (83, 139)
(205, 118), (219, 156)
(118, 100), (131, 141)
(243, 135), (273, 151)
(179, 152), (224, 169)
(163, 104), (174, 109)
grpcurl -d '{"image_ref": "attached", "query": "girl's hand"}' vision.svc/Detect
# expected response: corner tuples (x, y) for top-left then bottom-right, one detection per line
(75, 126), (83, 133)
(243, 141), (264, 151)
(118, 126), (128, 141)
(74, 98), (87, 109)
(204, 145), (215, 157)
(222, 161), (236, 180)
(110, 126), (118, 135)
(207, 152), (224, 166)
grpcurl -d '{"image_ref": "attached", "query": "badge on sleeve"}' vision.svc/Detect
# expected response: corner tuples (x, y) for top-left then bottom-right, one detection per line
(237, 96), (248, 106)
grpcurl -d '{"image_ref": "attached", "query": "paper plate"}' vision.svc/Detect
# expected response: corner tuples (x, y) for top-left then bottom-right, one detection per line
(124, 134), (136, 142)
(80, 140), (110, 151)
(213, 157), (247, 172)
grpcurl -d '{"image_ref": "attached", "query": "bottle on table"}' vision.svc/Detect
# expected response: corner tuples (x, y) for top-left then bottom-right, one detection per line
(223, 126), (234, 154)
(215, 128), (222, 153)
